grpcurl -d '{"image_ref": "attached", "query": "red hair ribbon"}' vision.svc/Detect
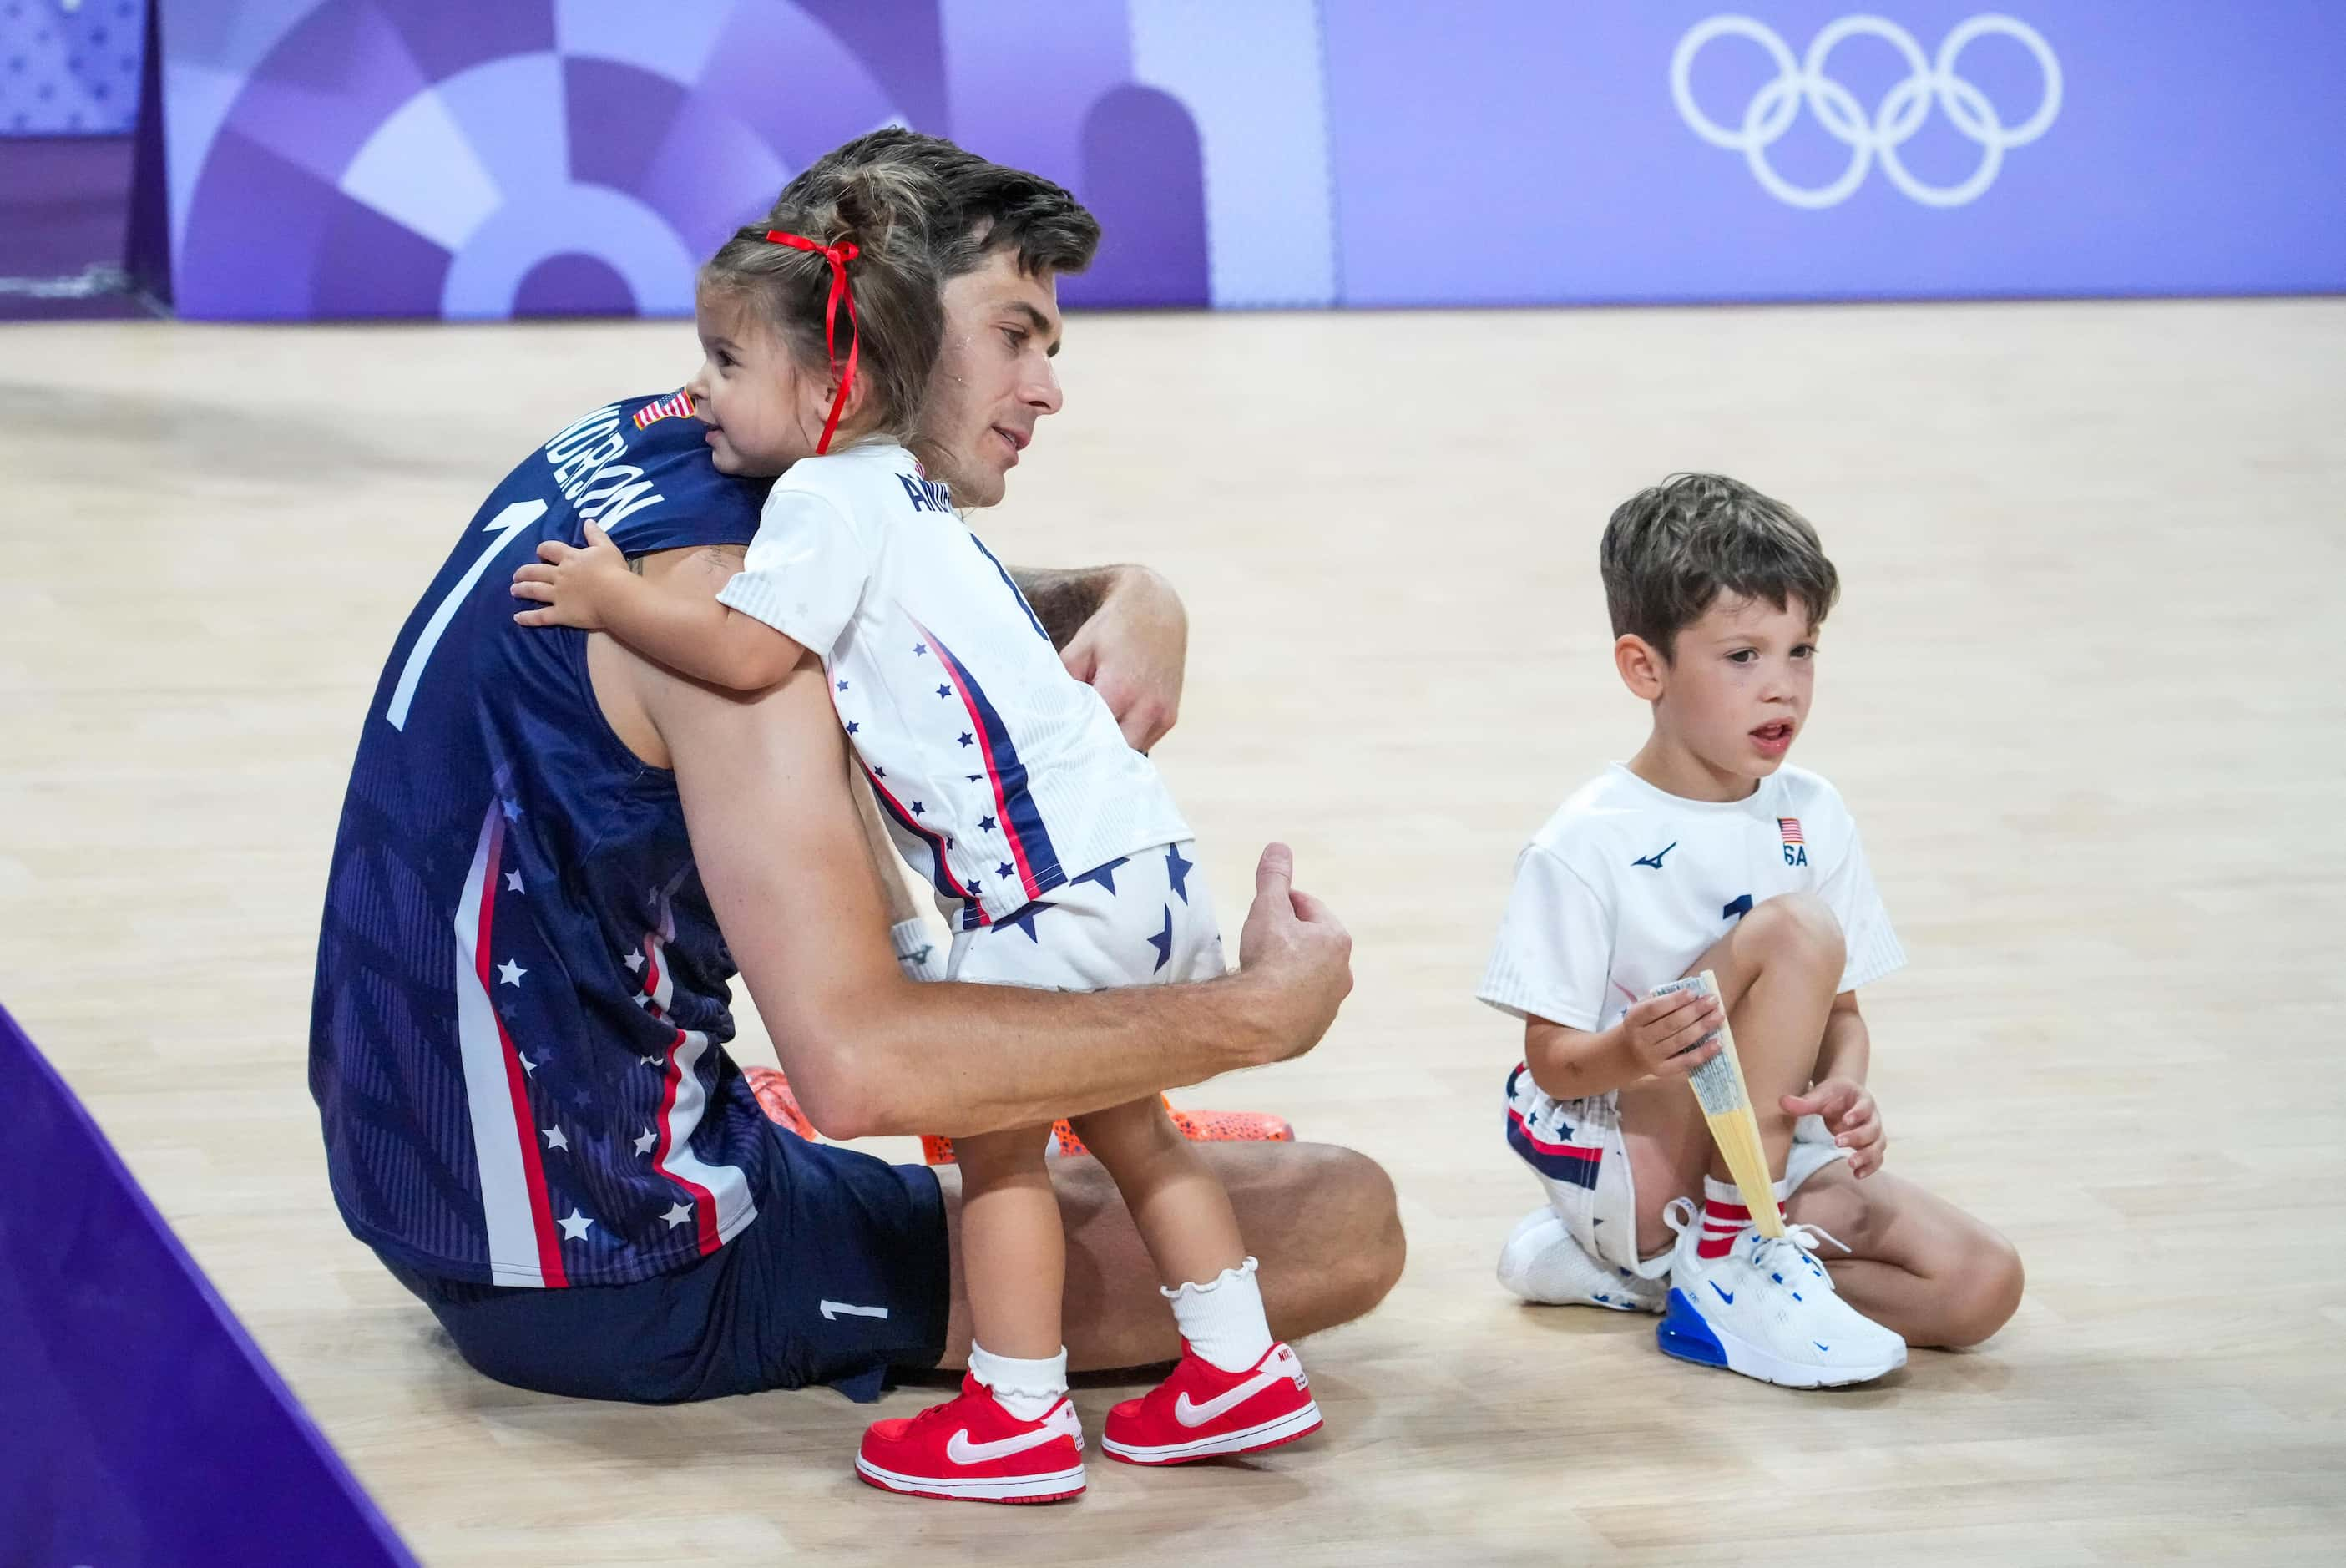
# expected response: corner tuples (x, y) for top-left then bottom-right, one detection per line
(764, 230), (860, 455)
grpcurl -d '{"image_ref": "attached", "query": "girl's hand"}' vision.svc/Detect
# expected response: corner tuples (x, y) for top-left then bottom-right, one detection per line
(512, 520), (629, 629)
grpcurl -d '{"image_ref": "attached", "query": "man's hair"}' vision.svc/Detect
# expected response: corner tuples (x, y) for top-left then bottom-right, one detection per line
(771, 128), (1100, 281)
(700, 156), (946, 444)
(1600, 473), (1840, 655)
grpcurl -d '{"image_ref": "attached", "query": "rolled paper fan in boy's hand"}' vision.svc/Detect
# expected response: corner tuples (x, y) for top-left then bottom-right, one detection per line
(1650, 972), (1785, 1238)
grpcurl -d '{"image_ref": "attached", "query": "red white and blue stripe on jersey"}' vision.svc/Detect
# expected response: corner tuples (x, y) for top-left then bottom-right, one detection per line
(1504, 1064), (1602, 1191)
(915, 617), (1064, 915)
(449, 797), (753, 1287)
(453, 802), (569, 1286)
(626, 923), (741, 1259)
(861, 758), (986, 923)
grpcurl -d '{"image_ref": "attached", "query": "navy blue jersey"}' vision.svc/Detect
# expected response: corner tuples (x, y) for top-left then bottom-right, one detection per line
(310, 392), (776, 1288)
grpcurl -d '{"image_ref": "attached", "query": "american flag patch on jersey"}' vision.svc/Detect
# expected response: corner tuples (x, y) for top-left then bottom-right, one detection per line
(632, 390), (694, 429)
(1778, 817), (1805, 846)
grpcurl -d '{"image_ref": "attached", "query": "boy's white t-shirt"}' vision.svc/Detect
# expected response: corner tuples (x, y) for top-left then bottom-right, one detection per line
(715, 441), (1189, 927)
(1479, 763), (1904, 1034)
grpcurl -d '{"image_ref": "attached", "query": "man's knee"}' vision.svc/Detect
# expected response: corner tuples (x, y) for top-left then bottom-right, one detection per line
(1331, 1146), (1407, 1307)
(1267, 1142), (1405, 1313)
(1744, 892), (1845, 977)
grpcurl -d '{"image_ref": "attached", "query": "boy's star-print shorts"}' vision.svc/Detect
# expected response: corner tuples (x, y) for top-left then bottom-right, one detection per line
(1504, 1068), (1849, 1279)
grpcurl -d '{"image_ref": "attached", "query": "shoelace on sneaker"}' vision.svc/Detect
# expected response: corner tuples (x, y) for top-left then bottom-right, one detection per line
(1742, 1222), (1853, 1292)
(1665, 1197), (1853, 1283)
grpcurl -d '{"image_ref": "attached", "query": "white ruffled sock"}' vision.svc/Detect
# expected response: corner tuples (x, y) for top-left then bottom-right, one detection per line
(967, 1342), (1068, 1423)
(1163, 1257), (1274, 1373)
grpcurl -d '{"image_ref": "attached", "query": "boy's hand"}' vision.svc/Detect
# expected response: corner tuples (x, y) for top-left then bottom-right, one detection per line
(1782, 1078), (1884, 1178)
(511, 520), (629, 629)
(1616, 989), (1724, 1080)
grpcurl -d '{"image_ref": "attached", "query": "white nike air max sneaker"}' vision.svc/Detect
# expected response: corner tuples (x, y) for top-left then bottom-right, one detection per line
(1654, 1198), (1906, 1388)
(1496, 1206), (1666, 1313)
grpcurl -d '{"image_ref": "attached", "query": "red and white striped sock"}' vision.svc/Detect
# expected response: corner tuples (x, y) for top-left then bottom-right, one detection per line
(1696, 1176), (1752, 1259)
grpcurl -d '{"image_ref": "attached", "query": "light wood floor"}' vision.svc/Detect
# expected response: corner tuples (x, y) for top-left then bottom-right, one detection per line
(6, 297), (2343, 1565)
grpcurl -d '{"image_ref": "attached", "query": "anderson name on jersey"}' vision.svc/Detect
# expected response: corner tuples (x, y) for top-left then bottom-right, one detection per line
(1479, 763), (1906, 1037)
(714, 442), (1189, 928)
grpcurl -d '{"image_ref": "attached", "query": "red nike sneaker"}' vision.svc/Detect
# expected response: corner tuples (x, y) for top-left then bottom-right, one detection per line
(1100, 1341), (1321, 1466)
(856, 1375), (1086, 1504)
(920, 1100), (1297, 1166)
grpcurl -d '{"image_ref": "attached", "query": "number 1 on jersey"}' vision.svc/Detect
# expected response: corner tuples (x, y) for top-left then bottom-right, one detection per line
(383, 498), (549, 731)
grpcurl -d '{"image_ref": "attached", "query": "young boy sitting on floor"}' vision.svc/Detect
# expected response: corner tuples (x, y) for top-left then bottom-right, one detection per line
(1480, 473), (2023, 1387)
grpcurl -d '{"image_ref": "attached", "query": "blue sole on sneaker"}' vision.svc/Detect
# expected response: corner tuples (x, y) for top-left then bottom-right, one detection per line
(1656, 1287), (1730, 1368)
(1654, 1286), (1905, 1388)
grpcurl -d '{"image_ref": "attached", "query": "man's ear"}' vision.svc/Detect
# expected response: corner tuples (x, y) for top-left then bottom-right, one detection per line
(1614, 633), (1668, 701)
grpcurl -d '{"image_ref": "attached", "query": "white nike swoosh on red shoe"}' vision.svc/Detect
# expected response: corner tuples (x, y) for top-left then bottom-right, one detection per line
(1173, 1360), (1297, 1428)
(944, 1415), (1077, 1464)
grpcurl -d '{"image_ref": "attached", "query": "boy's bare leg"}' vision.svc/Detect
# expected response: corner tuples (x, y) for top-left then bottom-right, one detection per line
(1786, 1164), (2025, 1348)
(1066, 1095), (1246, 1288)
(951, 1126), (1065, 1360)
(929, 1141), (1404, 1373)
(1614, 894), (2025, 1348)
(1622, 892), (1846, 1258)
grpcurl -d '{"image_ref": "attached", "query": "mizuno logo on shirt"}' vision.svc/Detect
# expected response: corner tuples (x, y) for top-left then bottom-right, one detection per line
(1632, 842), (1677, 870)
(944, 1414), (1075, 1464)
(1174, 1363), (1293, 1427)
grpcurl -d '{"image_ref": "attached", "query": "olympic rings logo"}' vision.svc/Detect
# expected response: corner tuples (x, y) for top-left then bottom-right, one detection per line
(1671, 13), (2061, 208)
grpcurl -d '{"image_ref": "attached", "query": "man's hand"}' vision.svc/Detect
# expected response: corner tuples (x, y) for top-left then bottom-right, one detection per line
(511, 520), (630, 630)
(1059, 566), (1186, 751)
(1232, 842), (1352, 1065)
(1782, 1078), (1885, 1178)
(1613, 989), (1724, 1080)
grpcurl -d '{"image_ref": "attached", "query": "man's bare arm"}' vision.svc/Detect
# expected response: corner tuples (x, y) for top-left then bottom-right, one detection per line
(636, 645), (1348, 1140)
(1011, 564), (1188, 751)
(1009, 564), (1117, 650)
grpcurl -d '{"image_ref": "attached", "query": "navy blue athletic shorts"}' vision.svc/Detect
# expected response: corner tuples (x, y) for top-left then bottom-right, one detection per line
(377, 1120), (950, 1404)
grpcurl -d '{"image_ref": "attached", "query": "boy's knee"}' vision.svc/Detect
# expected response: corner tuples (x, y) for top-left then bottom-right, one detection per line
(1944, 1232), (2025, 1348)
(1746, 893), (1845, 976)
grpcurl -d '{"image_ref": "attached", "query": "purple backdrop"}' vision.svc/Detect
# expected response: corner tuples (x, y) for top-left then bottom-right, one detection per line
(0, 1004), (417, 1566)
(139, 2), (2346, 317)
(1325, 0), (2346, 305)
(0, 0), (144, 133)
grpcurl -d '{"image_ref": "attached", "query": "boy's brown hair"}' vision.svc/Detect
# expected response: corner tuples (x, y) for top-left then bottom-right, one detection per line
(1600, 473), (1841, 655)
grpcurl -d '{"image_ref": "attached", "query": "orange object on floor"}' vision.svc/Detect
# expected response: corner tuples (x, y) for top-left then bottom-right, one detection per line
(745, 1066), (1295, 1164)
(742, 1065), (816, 1141)
(919, 1100), (1295, 1166)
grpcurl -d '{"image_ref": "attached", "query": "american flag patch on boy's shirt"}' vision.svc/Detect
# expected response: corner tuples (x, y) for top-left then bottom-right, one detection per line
(1777, 817), (1804, 845)
(632, 390), (694, 429)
